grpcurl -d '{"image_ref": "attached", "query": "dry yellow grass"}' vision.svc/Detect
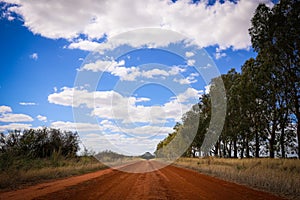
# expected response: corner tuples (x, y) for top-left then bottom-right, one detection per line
(174, 157), (300, 200)
(0, 157), (107, 190)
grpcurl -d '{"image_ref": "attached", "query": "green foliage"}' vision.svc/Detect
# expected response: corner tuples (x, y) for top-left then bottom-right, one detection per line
(0, 128), (80, 171)
(156, 0), (299, 159)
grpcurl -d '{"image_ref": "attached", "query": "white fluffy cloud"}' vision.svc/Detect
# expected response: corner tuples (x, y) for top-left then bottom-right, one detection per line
(0, 106), (33, 131)
(81, 59), (125, 72)
(48, 87), (149, 109)
(51, 121), (101, 132)
(187, 59), (196, 66)
(174, 72), (199, 85)
(68, 40), (102, 51)
(69, 29), (187, 52)
(0, 105), (33, 123)
(0, 123), (32, 132)
(37, 115), (47, 122)
(81, 59), (142, 81)
(29, 53), (38, 60)
(142, 68), (169, 79)
(173, 76), (197, 85)
(215, 47), (227, 59)
(81, 59), (186, 81)
(0, 105), (12, 113)
(3, 0), (274, 50)
(176, 88), (203, 103)
(48, 87), (201, 124)
(185, 51), (195, 58)
(0, 113), (34, 122)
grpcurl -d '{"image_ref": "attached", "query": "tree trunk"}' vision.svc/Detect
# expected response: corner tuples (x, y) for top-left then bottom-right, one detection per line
(233, 139), (238, 158)
(292, 83), (300, 159)
(269, 128), (276, 158)
(279, 112), (288, 158)
(214, 141), (219, 157)
(255, 130), (260, 158)
(228, 140), (232, 158)
(280, 128), (285, 158)
(223, 141), (227, 158)
(240, 138), (245, 159)
(246, 135), (250, 158)
(240, 147), (244, 159)
(297, 121), (300, 159)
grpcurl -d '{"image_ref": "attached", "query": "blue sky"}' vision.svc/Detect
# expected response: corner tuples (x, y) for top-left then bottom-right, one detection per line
(0, 0), (277, 155)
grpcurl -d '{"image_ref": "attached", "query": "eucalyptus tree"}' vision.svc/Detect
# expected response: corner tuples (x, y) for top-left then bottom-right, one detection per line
(249, 0), (300, 158)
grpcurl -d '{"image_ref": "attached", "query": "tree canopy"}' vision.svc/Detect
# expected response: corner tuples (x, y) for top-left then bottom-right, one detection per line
(156, 0), (300, 159)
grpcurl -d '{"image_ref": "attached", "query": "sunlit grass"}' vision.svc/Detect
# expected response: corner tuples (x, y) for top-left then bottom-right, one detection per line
(0, 156), (107, 190)
(174, 157), (300, 200)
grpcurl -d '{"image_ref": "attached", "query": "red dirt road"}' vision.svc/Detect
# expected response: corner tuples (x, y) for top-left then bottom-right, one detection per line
(0, 160), (285, 200)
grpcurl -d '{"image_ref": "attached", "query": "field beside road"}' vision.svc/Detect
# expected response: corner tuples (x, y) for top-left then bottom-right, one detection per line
(0, 160), (288, 200)
(0, 156), (107, 190)
(174, 157), (300, 200)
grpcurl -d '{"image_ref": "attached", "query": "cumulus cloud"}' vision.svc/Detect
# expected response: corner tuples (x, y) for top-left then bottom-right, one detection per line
(0, 105), (33, 122)
(81, 59), (142, 81)
(0, 106), (33, 130)
(215, 47), (227, 59)
(3, 0), (274, 51)
(0, 113), (34, 122)
(173, 72), (199, 85)
(68, 40), (102, 51)
(29, 53), (38, 60)
(37, 115), (47, 122)
(0, 123), (32, 132)
(48, 87), (201, 124)
(176, 88), (203, 103)
(81, 59), (186, 81)
(47, 85), (202, 153)
(0, 105), (12, 113)
(142, 68), (169, 79)
(1, 5), (15, 21)
(187, 59), (195, 66)
(81, 59), (125, 72)
(51, 121), (101, 132)
(185, 51), (194, 58)
(48, 87), (149, 109)
(68, 28), (187, 53)
(173, 75), (197, 85)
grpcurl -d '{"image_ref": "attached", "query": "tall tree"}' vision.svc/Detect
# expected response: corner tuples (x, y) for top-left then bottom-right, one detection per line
(249, 0), (300, 158)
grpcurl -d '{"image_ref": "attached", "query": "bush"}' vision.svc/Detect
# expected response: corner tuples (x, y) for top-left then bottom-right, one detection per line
(0, 128), (80, 162)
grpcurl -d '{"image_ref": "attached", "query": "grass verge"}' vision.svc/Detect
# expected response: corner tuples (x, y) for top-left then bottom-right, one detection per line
(0, 156), (107, 191)
(174, 157), (300, 200)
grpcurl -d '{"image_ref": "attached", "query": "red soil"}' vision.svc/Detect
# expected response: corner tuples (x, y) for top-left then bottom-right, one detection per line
(0, 160), (285, 200)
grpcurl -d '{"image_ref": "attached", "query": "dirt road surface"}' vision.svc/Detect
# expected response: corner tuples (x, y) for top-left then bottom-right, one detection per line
(0, 160), (285, 200)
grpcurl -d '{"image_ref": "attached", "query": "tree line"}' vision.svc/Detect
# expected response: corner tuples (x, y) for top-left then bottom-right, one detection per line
(0, 128), (80, 169)
(156, 0), (300, 159)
